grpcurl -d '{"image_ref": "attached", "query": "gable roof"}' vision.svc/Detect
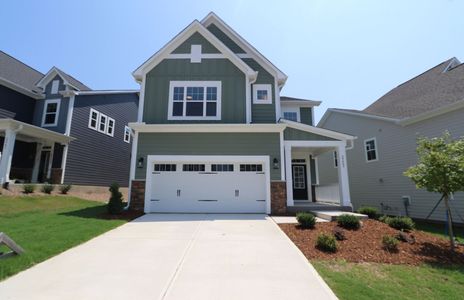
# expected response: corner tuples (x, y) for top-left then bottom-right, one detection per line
(201, 12), (287, 86)
(36, 66), (91, 91)
(132, 20), (257, 82)
(280, 118), (356, 141)
(364, 57), (464, 118)
(0, 51), (44, 98)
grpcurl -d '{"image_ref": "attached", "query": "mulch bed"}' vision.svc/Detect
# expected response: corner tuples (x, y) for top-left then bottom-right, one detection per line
(99, 210), (144, 221)
(279, 220), (464, 265)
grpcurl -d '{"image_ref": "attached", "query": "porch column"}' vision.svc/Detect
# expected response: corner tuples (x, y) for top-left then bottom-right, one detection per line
(337, 145), (352, 207)
(0, 128), (17, 184)
(31, 142), (44, 183)
(284, 144), (294, 207)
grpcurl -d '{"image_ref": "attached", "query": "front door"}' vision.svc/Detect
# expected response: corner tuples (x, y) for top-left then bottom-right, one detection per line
(38, 151), (50, 183)
(292, 164), (308, 200)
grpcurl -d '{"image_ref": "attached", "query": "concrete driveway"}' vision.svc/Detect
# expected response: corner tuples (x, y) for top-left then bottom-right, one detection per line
(0, 214), (337, 300)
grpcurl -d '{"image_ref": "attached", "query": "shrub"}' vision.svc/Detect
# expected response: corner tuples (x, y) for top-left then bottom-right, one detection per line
(337, 214), (361, 230)
(23, 184), (36, 194)
(41, 184), (54, 194)
(382, 235), (399, 252)
(379, 215), (390, 223)
(107, 182), (124, 215)
(59, 184), (72, 194)
(296, 212), (316, 229)
(316, 233), (337, 253)
(386, 216), (415, 231)
(358, 206), (379, 219)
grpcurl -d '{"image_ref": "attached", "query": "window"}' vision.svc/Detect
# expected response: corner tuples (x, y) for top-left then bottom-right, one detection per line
(51, 80), (59, 94)
(42, 99), (60, 127)
(283, 112), (298, 122)
(106, 118), (115, 136)
(253, 84), (272, 104)
(182, 164), (205, 172)
(89, 109), (99, 130)
(239, 164), (263, 172)
(154, 164), (176, 172)
(124, 126), (131, 143)
(169, 81), (221, 120)
(365, 138), (378, 162)
(333, 151), (338, 168)
(211, 164), (234, 172)
(99, 114), (107, 133)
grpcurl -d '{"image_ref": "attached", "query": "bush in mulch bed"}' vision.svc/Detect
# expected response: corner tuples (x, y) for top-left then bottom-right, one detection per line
(358, 206), (379, 219)
(337, 214), (361, 230)
(382, 216), (415, 231)
(279, 219), (464, 265)
(316, 233), (337, 253)
(296, 212), (316, 229)
(382, 235), (399, 252)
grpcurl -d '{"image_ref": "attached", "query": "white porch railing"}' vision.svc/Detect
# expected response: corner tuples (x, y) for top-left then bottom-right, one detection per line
(315, 183), (340, 204)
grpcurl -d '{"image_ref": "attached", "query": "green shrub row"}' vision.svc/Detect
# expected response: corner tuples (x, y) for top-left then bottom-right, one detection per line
(357, 206), (379, 219)
(22, 184), (72, 194)
(380, 215), (415, 231)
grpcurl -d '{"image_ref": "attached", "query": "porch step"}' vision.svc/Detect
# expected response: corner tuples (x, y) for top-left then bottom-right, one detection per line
(310, 211), (368, 222)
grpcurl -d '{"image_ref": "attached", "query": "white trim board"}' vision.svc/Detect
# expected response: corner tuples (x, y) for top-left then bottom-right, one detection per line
(280, 119), (356, 142)
(129, 122), (286, 133)
(36, 67), (80, 91)
(41, 99), (61, 127)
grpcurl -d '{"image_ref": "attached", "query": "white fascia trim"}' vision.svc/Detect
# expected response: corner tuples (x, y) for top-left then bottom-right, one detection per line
(41, 99), (61, 127)
(132, 20), (257, 82)
(201, 12), (287, 85)
(129, 122), (286, 133)
(0, 77), (44, 99)
(318, 108), (399, 128)
(280, 119), (356, 141)
(0, 118), (74, 144)
(137, 75), (146, 122)
(75, 90), (139, 95)
(281, 100), (321, 107)
(284, 140), (346, 148)
(398, 99), (464, 126)
(145, 155), (271, 214)
(274, 78), (281, 123)
(36, 67), (79, 91)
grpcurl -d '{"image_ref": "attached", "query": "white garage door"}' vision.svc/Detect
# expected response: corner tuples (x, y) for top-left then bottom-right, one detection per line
(146, 157), (268, 213)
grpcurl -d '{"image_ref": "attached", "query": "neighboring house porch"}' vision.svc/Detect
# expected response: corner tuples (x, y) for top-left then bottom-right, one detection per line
(0, 119), (73, 184)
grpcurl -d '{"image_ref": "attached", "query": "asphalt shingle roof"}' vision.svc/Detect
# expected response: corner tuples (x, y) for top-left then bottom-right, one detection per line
(364, 58), (464, 118)
(53, 67), (91, 91)
(0, 51), (44, 94)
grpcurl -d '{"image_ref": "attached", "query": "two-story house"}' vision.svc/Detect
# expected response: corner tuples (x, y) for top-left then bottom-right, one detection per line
(317, 57), (464, 223)
(127, 12), (355, 214)
(0, 51), (138, 187)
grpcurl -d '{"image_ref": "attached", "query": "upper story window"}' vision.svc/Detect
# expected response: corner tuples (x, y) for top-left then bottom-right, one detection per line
(168, 81), (221, 120)
(42, 99), (60, 127)
(364, 138), (378, 162)
(124, 126), (131, 143)
(88, 108), (115, 137)
(283, 112), (298, 122)
(253, 84), (272, 104)
(51, 80), (60, 94)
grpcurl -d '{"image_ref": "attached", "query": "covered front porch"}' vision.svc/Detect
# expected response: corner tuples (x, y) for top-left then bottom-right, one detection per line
(0, 119), (74, 185)
(283, 140), (352, 212)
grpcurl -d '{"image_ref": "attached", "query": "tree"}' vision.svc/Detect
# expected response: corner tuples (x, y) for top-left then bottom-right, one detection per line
(108, 182), (124, 215)
(404, 131), (464, 249)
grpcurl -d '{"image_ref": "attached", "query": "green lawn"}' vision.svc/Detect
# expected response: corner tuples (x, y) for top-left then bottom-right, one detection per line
(313, 221), (464, 300)
(0, 196), (129, 281)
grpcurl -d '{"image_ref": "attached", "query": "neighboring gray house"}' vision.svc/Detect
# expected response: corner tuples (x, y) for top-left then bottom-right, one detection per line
(317, 57), (464, 223)
(0, 51), (138, 187)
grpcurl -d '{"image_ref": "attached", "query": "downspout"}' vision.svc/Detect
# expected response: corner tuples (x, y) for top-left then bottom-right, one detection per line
(124, 129), (138, 210)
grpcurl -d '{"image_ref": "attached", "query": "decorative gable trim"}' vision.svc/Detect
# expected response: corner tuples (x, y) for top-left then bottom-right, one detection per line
(132, 20), (257, 82)
(201, 12), (287, 86)
(35, 67), (79, 91)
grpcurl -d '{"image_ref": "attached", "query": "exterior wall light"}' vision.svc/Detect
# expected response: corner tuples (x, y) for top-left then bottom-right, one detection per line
(273, 158), (279, 169)
(137, 157), (144, 168)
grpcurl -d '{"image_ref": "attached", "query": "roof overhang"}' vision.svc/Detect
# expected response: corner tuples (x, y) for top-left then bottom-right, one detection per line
(0, 119), (75, 145)
(201, 12), (288, 86)
(317, 108), (399, 128)
(281, 100), (322, 107)
(0, 77), (44, 100)
(129, 122), (286, 133)
(35, 67), (80, 91)
(280, 118), (356, 141)
(132, 20), (257, 83)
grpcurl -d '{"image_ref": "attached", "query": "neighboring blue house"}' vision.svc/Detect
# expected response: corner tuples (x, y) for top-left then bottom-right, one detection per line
(0, 51), (138, 187)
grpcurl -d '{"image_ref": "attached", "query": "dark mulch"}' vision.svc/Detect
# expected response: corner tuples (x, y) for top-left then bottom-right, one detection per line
(99, 210), (144, 221)
(279, 220), (464, 265)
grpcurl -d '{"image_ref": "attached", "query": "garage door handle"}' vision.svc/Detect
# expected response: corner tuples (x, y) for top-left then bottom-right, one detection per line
(177, 189), (181, 197)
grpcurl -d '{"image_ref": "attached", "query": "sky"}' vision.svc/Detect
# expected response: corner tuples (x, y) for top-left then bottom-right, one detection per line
(1, 0), (463, 122)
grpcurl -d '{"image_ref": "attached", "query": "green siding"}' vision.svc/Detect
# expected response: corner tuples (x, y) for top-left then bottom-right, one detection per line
(172, 32), (220, 54)
(300, 107), (313, 126)
(143, 59), (246, 124)
(242, 58), (276, 123)
(136, 132), (281, 180)
(207, 24), (245, 53)
(284, 128), (336, 141)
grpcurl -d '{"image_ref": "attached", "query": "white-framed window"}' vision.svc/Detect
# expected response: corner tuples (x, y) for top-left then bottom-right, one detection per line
(168, 81), (222, 120)
(51, 80), (60, 94)
(333, 151), (338, 168)
(281, 106), (300, 122)
(88, 108), (99, 130)
(41, 99), (60, 127)
(107, 118), (115, 137)
(253, 84), (272, 104)
(364, 138), (378, 162)
(98, 114), (107, 133)
(124, 126), (131, 143)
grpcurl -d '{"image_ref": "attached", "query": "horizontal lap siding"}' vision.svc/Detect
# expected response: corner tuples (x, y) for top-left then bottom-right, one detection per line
(320, 109), (464, 223)
(0, 85), (35, 122)
(144, 59), (246, 124)
(135, 132), (281, 180)
(64, 93), (138, 187)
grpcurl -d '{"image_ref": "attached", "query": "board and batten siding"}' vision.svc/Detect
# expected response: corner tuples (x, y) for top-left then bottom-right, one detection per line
(172, 32), (220, 54)
(300, 107), (313, 126)
(32, 75), (69, 134)
(318, 108), (464, 223)
(64, 93), (138, 187)
(143, 59), (246, 124)
(207, 23), (246, 54)
(135, 132), (281, 180)
(284, 128), (336, 141)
